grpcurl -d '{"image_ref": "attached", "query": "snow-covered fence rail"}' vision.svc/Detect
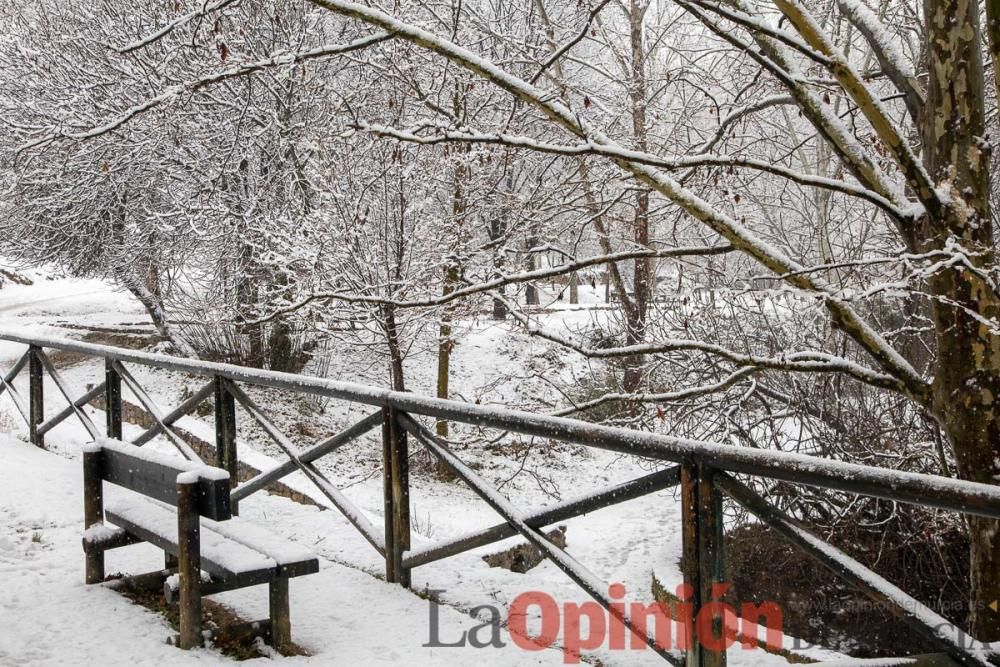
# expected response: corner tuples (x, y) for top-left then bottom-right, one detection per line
(0, 330), (994, 667)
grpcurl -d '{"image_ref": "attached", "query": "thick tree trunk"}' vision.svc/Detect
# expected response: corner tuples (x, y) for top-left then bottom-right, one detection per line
(922, 0), (1000, 640)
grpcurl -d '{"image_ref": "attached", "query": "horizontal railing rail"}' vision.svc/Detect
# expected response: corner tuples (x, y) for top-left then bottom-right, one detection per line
(0, 329), (993, 667)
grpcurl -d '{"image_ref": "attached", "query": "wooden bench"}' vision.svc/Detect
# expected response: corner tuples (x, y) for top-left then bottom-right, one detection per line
(80, 438), (319, 650)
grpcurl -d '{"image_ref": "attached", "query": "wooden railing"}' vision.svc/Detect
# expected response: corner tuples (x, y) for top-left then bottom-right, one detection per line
(0, 330), (996, 667)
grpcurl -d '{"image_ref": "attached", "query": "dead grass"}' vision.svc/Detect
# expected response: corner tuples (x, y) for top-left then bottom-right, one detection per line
(111, 573), (309, 660)
(650, 573), (818, 664)
(40, 326), (162, 368)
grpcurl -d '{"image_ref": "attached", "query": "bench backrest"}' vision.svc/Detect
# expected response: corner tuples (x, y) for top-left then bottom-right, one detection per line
(86, 439), (232, 521)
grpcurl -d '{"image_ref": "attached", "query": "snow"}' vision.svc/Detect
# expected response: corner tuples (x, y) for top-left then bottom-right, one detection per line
(106, 495), (280, 577)
(82, 523), (124, 544)
(98, 437), (230, 483)
(203, 512), (317, 570)
(175, 470), (201, 485)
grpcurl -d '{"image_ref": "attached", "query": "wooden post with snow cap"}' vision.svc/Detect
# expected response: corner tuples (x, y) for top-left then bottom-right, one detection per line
(28, 345), (43, 447)
(382, 406), (411, 586)
(104, 358), (122, 440)
(82, 443), (104, 584)
(176, 471), (203, 649)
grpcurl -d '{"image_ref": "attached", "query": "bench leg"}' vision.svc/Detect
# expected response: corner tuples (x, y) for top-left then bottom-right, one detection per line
(177, 480), (203, 650)
(269, 577), (290, 651)
(85, 551), (105, 585)
(83, 449), (104, 585)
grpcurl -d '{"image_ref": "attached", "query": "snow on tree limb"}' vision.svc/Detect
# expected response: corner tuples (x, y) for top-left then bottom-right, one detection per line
(246, 243), (735, 320)
(358, 122), (913, 220)
(303, 0), (930, 402)
(773, 0), (942, 218)
(836, 0), (925, 123)
(18, 32), (394, 152)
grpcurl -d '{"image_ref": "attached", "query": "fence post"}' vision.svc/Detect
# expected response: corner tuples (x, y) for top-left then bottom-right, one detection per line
(381, 407), (396, 583)
(28, 346), (43, 447)
(680, 462), (727, 667)
(83, 447), (104, 584)
(680, 462), (701, 667)
(104, 359), (122, 440)
(382, 406), (411, 586)
(176, 476), (203, 649)
(697, 463), (726, 667)
(214, 376), (238, 483)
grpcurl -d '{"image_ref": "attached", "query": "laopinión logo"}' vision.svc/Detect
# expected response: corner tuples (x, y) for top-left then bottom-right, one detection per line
(424, 582), (784, 663)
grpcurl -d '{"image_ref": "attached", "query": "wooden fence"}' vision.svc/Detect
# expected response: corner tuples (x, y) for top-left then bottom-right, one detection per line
(0, 330), (996, 667)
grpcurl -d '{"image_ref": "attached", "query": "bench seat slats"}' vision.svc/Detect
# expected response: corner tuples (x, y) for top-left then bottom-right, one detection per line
(82, 524), (141, 553)
(85, 439), (316, 650)
(106, 497), (297, 580)
(204, 518), (319, 578)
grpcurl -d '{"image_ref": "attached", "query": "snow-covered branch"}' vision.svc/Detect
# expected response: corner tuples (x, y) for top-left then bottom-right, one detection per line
(247, 243), (735, 322)
(19, 32), (393, 152)
(836, 0), (925, 123)
(115, 0), (241, 54)
(496, 295), (908, 393)
(359, 122), (911, 220)
(552, 367), (760, 416)
(303, 0), (930, 402)
(773, 0), (942, 219)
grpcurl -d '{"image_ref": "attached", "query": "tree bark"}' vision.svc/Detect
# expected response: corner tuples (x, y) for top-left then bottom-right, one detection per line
(623, 0), (651, 394)
(922, 0), (1000, 640)
(127, 281), (194, 357)
(525, 232), (540, 306)
(437, 147), (466, 437)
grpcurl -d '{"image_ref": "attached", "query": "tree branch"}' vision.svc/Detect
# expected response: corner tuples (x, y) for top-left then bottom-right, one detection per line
(19, 32), (394, 152)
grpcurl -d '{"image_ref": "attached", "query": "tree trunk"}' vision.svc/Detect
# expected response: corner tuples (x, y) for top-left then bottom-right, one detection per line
(383, 303), (407, 392)
(922, 0), (1000, 640)
(525, 234), (540, 306)
(623, 0), (651, 395)
(127, 282), (194, 357)
(489, 214), (508, 320)
(437, 140), (468, 437)
(437, 259), (459, 438)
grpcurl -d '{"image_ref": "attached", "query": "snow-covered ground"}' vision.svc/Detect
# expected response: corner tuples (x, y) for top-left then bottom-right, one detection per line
(0, 275), (843, 665)
(0, 434), (571, 666)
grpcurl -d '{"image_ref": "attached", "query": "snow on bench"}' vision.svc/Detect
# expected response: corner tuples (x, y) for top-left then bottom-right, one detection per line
(105, 496), (279, 580)
(83, 438), (318, 650)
